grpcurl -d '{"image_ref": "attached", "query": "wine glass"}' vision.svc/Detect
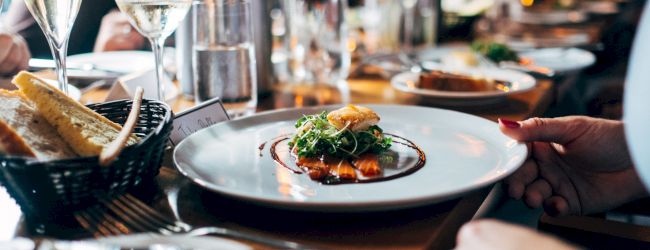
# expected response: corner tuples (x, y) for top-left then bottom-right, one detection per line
(24, 0), (83, 95)
(115, 0), (192, 101)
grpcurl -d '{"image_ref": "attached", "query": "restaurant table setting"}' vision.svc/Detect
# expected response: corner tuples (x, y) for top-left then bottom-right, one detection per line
(0, 0), (626, 249)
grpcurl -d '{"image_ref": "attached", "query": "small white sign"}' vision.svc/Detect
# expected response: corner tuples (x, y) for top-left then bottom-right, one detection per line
(169, 97), (230, 146)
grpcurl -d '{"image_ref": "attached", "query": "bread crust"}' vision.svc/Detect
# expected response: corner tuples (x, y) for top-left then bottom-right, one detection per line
(0, 88), (77, 160)
(0, 119), (36, 157)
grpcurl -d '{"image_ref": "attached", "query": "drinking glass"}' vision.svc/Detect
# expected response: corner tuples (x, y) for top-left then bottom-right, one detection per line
(359, 0), (437, 54)
(283, 0), (350, 86)
(116, 0), (192, 101)
(25, 0), (83, 95)
(192, 0), (257, 117)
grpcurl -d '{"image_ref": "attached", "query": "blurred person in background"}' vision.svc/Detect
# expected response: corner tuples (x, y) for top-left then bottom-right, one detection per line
(456, 2), (650, 250)
(3, 0), (144, 59)
(0, 28), (30, 76)
(0, 0), (30, 76)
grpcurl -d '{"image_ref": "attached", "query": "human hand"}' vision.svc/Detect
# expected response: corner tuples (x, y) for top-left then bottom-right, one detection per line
(94, 11), (145, 52)
(456, 219), (578, 250)
(0, 32), (30, 76)
(499, 116), (648, 216)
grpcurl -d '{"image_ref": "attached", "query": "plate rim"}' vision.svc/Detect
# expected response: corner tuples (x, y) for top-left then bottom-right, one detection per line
(173, 104), (528, 211)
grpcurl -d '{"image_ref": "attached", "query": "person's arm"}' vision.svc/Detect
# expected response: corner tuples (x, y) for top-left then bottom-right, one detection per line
(3, 0), (50, 59)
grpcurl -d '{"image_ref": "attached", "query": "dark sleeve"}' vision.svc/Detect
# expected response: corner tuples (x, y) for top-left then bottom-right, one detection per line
(5, 0), (117, 59)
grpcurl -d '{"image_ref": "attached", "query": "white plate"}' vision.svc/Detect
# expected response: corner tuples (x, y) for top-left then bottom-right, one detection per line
(67, 51), (155, 74)
(174, 105), (527, 211)
(391, 66), (536, 105)
(519, 48), (596, 73)
(418, 46), (595, 74)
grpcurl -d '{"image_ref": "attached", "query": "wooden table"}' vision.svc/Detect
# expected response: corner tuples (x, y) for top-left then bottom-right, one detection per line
(0, 75), (554, 249)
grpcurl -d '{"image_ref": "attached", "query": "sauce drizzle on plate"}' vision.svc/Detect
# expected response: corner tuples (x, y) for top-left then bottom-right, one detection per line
(266, 133), (426, 185)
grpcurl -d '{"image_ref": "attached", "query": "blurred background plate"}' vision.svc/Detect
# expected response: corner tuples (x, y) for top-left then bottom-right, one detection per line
(519, 47), (596, 73)
(392, 66), (536, 106)
(417, 46), (596, 74)
(67, 51), (155, 75)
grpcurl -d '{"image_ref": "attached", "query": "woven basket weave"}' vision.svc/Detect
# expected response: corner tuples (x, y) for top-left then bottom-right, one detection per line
(0, 99), (173, 218)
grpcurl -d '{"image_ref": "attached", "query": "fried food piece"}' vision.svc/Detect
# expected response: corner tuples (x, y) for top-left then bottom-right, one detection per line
(326, 105), (380, 132)
(329, 159), (357, 180)
(353, 153), (381, 177)
(296, 156), (330, 180)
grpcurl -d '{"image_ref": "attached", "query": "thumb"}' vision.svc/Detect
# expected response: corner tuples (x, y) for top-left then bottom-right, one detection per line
(498, 117), (587, 144)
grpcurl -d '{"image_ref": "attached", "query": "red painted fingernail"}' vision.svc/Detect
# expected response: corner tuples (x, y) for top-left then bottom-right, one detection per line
(499, 118), (520, 129)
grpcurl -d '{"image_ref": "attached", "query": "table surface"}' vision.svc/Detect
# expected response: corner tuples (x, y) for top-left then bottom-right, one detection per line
(0, 75), (555, 249)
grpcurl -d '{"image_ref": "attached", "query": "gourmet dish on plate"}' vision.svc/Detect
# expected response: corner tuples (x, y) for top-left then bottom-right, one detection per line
(418, 70), (512, 92)
(267, 105), (425, 185)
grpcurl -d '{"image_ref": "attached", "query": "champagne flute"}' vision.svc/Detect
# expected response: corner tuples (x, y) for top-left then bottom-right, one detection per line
(24, 0), (82, 95)
(115, 0), (192, 101)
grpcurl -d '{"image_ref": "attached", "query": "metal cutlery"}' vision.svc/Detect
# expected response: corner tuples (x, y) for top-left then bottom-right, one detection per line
(74, 194), (315, 250)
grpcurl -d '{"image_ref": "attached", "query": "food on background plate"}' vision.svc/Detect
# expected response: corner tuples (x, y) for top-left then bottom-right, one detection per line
(419, 70), (511, 92)
(13, 71), (139, 157)
(266, 105), (425, 184)
(0, 90), (76, 160)
(470, 41), (519, 63)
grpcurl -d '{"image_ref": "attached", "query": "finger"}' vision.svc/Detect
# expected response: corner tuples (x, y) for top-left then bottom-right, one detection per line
(126, 29), (145, 48)
(504, 159), (539, 199)
(532, 142), (582, 214)
(544, 196), (570, 216)
(19, 43), (31, 71)
(498, 117), (586, 145)
(8, 44), (25, 74)
(524, 179), (553, 208)
(0, 42), (19, 73)
(0, 34), (13, 63)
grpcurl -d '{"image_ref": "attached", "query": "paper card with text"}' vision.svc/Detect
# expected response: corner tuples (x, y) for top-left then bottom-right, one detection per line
(169, 97), (230, 146)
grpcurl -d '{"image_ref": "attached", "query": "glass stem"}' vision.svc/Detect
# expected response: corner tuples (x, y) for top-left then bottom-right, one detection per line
(51, 40), (70, 95)
(403, 6), (415, 53)
(150, 37), (166, 101)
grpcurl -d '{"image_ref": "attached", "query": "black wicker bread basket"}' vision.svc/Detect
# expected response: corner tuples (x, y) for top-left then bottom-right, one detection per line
(0, 99), (173, 219)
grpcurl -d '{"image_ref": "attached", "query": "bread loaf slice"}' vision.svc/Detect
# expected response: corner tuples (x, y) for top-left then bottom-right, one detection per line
(0, 120), (36, 157)
(12, 72), (138, 157)
(0, 89), (76, 160)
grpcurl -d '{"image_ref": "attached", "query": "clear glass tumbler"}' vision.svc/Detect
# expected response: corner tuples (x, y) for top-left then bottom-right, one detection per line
(283, 0), (350, 85)
(193, 0), (258, 117)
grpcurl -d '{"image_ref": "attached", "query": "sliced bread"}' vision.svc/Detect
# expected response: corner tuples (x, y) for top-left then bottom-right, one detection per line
(0, 119), (36, 157)
(12, 72), (139, 157)
(0, 89), (77, 160)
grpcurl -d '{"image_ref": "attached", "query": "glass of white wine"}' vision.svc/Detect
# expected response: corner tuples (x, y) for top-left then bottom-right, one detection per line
(115, 0), (192, 101)
(24, 0), (82, 95)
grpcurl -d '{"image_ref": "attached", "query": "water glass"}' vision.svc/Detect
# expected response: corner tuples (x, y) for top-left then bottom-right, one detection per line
(282, 0), (350, 85)
(360, 0), (438, 54)
(193, 0), (257, 117)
